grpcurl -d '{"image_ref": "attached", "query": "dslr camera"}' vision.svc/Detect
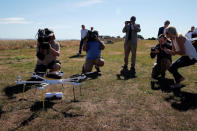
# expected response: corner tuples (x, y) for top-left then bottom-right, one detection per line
(36, 28), (53, 60)
(125, 21), (131, 24)
(86, 30), (99, 42)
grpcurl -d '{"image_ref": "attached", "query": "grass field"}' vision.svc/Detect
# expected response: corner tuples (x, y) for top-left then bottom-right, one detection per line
(0, 40), (197, 130)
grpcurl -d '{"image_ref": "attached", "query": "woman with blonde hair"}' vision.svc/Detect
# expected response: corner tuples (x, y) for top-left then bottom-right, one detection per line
(164, 26), (197, 86)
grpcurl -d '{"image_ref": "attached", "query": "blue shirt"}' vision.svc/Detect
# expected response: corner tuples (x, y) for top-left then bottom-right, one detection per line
(86, 41), (101, 60)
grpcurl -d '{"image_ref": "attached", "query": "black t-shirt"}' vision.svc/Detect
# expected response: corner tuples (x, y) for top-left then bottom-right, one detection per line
(150, 42), (172, 63)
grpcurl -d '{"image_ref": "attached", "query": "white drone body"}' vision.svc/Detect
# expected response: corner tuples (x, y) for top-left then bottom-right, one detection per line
(15, 73), (87, 105)
(16, 73), (86, 87)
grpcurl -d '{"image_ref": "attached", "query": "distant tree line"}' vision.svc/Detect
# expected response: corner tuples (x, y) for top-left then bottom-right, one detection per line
(99, 35), (157, 41)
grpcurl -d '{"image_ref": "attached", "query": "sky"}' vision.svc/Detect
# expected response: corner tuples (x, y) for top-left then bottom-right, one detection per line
(0, 0), (196, 40)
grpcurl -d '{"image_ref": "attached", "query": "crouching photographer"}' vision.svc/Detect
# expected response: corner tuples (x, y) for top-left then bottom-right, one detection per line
(34, 28), (61, 76)
(82, 30), (105, 73)
(150, 34), (172, 79)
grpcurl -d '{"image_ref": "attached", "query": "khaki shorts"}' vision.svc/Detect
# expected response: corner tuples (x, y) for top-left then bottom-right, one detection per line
(83, 58), (104, 72)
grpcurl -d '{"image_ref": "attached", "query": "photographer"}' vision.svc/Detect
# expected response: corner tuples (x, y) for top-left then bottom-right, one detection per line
(122, 16), (141, 75)
(34, 28), (61, 75)
(150, 34), (172, 79)
(82, 30), (105, 73)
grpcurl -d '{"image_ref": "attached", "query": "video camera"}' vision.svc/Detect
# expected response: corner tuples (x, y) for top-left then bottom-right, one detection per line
(36, 28), (54, 60)
(86, 30), (99, 42)
(37, 28), (54, 49)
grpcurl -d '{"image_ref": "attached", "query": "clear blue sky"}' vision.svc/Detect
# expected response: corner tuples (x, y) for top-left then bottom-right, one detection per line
(0, 0), (196, 39)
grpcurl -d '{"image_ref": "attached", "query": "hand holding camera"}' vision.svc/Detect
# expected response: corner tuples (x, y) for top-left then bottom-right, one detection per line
(163, 47), (174, 55)
(125, 21), (130, 25)
(151, 47), (159, 54)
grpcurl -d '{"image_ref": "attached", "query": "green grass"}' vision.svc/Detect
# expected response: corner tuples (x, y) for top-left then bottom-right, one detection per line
(0, 40), (197, 130)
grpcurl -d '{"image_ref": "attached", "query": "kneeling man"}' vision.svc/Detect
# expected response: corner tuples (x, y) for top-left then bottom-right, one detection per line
(82, 30), (105, 73)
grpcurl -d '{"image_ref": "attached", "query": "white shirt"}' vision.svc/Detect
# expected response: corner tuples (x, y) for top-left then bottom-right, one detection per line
(174, 39), (197, 60)
(81, 29), (88, 39)
(185, 32), (193, 40)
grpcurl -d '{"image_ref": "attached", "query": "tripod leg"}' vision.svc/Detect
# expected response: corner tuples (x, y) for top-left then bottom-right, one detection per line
(73, 86), (76, 102)
(42, 90), (45, 109)
(80, 85), (82, 96)
(22, 84), (26, 100)
(62, 84), (64, 92)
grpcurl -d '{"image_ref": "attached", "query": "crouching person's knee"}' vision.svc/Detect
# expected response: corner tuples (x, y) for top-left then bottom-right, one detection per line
(97, 58), (104, 67)
(52, 63), (61, 71)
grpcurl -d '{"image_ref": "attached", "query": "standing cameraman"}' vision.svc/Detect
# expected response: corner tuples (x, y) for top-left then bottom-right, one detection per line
(82, 30), (105, 73)
(35, 29), (61, 75)
(122, 16), (141, 75)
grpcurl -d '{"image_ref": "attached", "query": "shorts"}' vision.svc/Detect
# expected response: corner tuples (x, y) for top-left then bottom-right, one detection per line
(83, 58), (104, 72)
(34, 60), (61, 73)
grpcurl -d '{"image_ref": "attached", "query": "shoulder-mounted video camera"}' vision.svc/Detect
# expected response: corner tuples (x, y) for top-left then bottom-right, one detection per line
(86, 30), (99, 42)
(37, 28), (54, 49)
(36, 28), (54, 60)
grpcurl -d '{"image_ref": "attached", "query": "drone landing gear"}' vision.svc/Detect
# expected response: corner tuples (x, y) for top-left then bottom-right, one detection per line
(71, 84), (82, 102)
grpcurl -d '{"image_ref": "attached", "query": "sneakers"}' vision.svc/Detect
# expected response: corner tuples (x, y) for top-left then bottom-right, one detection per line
(176, 77), (185, 83)
(130, 67), (136, 75)
(122, 65), (128, 70)
(170, 83), (182, 89)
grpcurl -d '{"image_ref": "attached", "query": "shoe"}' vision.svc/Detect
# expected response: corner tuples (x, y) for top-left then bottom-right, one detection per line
(176, 77), (185, 83)
(122, 65), (128, 70)
(161, 73), (165, 79)
(77, 53), (81, 56)
(95, 66), (101, 72)
(170, 83), (182, 89)
(130, 67), (136, 74)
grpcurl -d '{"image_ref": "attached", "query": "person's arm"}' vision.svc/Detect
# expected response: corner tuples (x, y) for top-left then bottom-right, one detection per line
(150, 45), (159, 58)
(175, 36), (186, 55)
(122, 22), (128, 33)
(95, 36), (105, 50)
(163, 40), (174, 55)
(134, 24), (141, 32)
(99, 40), (105, 50)
(49, 42), (60, 57)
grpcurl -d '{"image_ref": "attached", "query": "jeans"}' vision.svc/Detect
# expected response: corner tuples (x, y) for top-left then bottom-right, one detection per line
(79, 39), (84, 54)
(168, 56), (196, 83)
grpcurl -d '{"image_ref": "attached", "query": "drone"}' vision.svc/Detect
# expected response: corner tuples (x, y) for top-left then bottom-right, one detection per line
(16, 72), (87, 108)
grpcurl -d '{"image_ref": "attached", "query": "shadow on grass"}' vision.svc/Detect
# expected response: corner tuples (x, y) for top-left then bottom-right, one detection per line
(150, 78), (197, 111)
(70, 71), (101, 81)
(30, 100), (55, 112)
(3, 78), (37, 99)
(0, 106), (5, 118)
(69, 54), (86, 59)
(52, 107), (83, 118)
(150, 78), (175, 93)
(116, 73), (136, 80)
(116, 68), (136, 80)
(165, 91), (197, 111)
